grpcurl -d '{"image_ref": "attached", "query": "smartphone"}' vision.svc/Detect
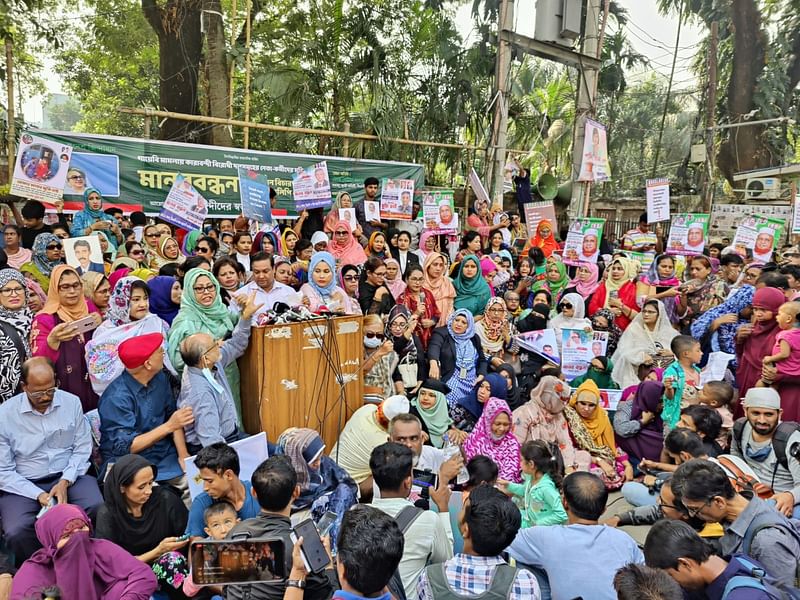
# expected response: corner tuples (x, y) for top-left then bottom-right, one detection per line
(291, 518), (331, 573)
(188, 538), (285, 585)
(412, 469), (438, 490)
(316, 511), (337, 537)
(71, 315), (98, 335)
(176, 533), (190, 542)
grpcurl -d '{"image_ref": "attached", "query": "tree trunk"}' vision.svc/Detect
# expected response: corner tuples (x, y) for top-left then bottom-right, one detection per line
(142, 0), (207, 143)
(716, 0), (770, 184)
(203, 0), (233, 146)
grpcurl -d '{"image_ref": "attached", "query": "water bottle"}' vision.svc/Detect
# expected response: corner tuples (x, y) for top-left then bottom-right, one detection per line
(441, 434), (468, 485)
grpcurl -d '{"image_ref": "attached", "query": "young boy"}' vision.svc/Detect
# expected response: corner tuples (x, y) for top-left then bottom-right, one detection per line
(184, 501), (239, 598)
(662, 335), (702, 431)
(699, 380), (734, 450)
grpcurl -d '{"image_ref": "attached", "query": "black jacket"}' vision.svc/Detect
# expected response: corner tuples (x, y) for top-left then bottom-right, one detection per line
(427, 327), (488, 383)
(390, 248), (421, 278)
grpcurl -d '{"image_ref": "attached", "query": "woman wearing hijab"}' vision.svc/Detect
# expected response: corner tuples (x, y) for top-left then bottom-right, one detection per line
(24, 276), (47, 313)
(543, 257), (570, 301)
(451, 372), (507, 433)
(324, 191), (355, 235)
(526, 219), (559, 258)
(252, 230), (280, 257)
(20, 232), (62, 290)
(11, 504), (157, 600)
(365, 231), (388, 259)
(385, 305), (426, 393)
(512, 376), (591, 471)
(82, 271), (111, 317)
(0, 269), (32, 403)
(612, 299), (678, 389)
(588, 256), (640, 331)
(86, 277), (173, 396)
(415, 230), (438, 263)
(383, 257), (407, 300)
(410, 379), (468, 447)
(92, 230), (117, 272)
(31, 265), (100, 411)
(149, 235), (184, 270)
(147, 275), (181, 325)
(70, 188), (123, 247)
(690, 285), (754, 369)
(339, 264), (362, 315)
(452, 255), (492, 316)
(277, 427), (358, 545)
(560, 262), (600, 316)
(168, 268), (240, 417)
(613, 380), (665, 463)
(463, 398), (521, 482)
(736, 286), (785, 400)
(496, 362), (522, 410)
(637, 254), (680, 318)
(590, 308), (622, 356)
(429, 309), (488, 412)
(548, 291), (592, 351)
(565, 380), (632, 490)
(397, 264), (439, 350)
(300, 251), (351, 313)
(570, 356), (619, 389)
(475, 297), (513, 369)
(94, 455), (190, 594)
(422, 252), (455, 326)
(329, 220), (367, 267)
(281, 229), (299, 259)
(180, 229), (201, 256)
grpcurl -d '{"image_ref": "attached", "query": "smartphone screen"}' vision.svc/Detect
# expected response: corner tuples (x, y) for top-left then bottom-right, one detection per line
(292, 519), (331, 573)
(412, 469), (438, 490)
(189, 539), (285, 585)
(316, 511), (337, 537)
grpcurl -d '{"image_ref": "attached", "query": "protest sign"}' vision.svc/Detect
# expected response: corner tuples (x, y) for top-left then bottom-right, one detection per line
(186, 433), (269, 500)
(292, 161), (332, 210)
(577, 119), (611, 182)
(516, 329), (560, 364)
(732, 214), (784, 263)
(503, 159), (519, 192)
(468, 168), (492, 210)
(793, 185), (800, 235)
(561, 328), (594, 381)
(646, 178), (670, 223)
(380, 178), (415, 220)
(11, 133), (72, 203)
(523, 201), (557, 240)
(338, 207), (357, 230)
(710, 203), (791, 239)
(365, 200), (381, 222)
(563, 218), (605, 266)
(159, 174), (208, 231)
(238, 167), (272, 223)
(63, 236), (104, 276)
(665, 213), (709, 256)
(420, 189), (458, 232)
(65, 152), (120, 197)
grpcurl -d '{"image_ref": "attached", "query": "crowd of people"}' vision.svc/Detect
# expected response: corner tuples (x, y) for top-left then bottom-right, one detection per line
(0, 176), (799, 599)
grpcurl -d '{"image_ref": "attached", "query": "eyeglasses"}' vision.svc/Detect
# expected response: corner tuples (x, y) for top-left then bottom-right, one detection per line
(364, 332), (385, 340)
(334, 231), (349, 237)
(407, 276), (424, 282)
(67, 175), (84, 181)
(146, 233), (160, 238)
(343, 275), (358, 282)
(0, 285), (25, 297)
(27, 387), (57, 401)
(197, 246), (211, 253)
(193, 284), (216, 294)
(641, 309), (658, 316)
(58, 282), (82, 292)
(130, 250), (145, 256)
(373, 271), (387, 278)
(558, 302), (573, 310)
(46, 244), (62, 251)
(685, 498), (713, 518)
(656, 495), (683, 513)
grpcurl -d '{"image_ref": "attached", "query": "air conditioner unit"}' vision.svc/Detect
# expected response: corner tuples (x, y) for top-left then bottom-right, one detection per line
(745, 177), (781, 200)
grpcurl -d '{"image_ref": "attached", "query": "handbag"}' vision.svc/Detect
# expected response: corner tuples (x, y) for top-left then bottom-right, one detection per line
(397, 353), (419, 389)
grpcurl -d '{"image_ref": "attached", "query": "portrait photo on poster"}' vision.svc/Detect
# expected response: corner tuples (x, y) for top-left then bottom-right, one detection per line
(63, 235), (105, 276)
(63, 152), (121, 198)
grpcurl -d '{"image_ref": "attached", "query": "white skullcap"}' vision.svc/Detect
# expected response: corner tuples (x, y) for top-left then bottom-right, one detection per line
(743, 387), (781, 410)
(382, 395), (411, 419)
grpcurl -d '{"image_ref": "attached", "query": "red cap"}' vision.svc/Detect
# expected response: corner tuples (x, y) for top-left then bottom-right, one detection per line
(118, 332), (164, 369)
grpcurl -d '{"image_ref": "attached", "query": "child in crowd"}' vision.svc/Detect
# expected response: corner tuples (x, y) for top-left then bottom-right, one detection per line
(662, 335), (702, 431)
(699, 380), (734, 450)
(676, 404), (723, 457)
(762, 302), (800, 377)
(184, 501), (239, 598)
(498, 440), (568, 528)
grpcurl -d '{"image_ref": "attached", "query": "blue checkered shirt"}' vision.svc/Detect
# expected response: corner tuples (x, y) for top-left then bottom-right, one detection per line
(416, 553), (540, 599)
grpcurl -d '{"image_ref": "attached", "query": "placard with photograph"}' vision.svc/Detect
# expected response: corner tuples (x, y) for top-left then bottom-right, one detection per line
(11, 133), (72, 203)
(364, 200), (381, 222)
(562, 218), (605, 266)
(159, 173), (208, 231)
(63, 152), (120, 198)
(665, 213), (709, 256)
(63, 235), (105, 276)
(379, 178), (415, 220)
(420, 189), (458, 233)
(577, 119), (611, 182)
(291, 161), (332, 210)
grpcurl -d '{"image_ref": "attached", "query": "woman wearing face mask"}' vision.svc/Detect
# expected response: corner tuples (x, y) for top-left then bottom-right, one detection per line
(86, 277), (174, 395)
(339, 264), (362, 315)
(362, 314), (397, 400)
(569, 356), (619, 390)
(587, 256), (640, 331)
(462, 398), (521, 482)
(422, 252), (455, 326)
(300, 251), (350, 313)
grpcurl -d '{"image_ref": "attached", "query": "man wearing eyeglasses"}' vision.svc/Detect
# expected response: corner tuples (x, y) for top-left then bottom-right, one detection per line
(0, 357), (103, 564)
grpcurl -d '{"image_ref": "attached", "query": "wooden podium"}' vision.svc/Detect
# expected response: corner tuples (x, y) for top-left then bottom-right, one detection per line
(238, 315), (365, 449)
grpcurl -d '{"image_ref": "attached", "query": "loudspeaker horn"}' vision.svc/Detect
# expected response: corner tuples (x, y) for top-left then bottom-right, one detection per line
(536, 173), (558, 200)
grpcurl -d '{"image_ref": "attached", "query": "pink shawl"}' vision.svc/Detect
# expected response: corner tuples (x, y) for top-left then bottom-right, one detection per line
(328, 220), (367, 266)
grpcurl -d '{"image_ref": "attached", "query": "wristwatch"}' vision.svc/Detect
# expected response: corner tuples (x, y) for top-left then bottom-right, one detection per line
(287, 579), (306, 589)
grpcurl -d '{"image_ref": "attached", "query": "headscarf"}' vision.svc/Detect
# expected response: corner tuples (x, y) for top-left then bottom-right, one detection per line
(568, 379), (616, 451)
(452, 255), (492, 315)
(417, 231), (436, 261)
(444, 309), (479, 407)
(281, 229), (298, 258)
(476, 297), (508, 354)
(311, 231), (329, 249)
(25, 277), (47, 306)
(31, 232), (62, 277)
(496, 363), (521, 410)
(545, 258), (570, 299)
(105, 276), (142, 327)
(630, 380), (665, 426)
(386, 304), (416, 355)
(307, 251), (339, 301)
(530, 375), (570, 416)
(529, 219), (559, 258)
(41, 265), (91, 322)
(422, 252), (456, 326)
(170, 268), (235, 339)
(324, 191), (352, 233)
(384, 258), (407, 299)
(548, 292), (590, 344)
(0, 268), (32, 356)
(512, 375), (573, 445)
(252, 230), (280, 256)
(457, 371), (507, 420)
(604, 256), (637, 305)
(10, 503), (156, 600)
(366, 232), (388, 258)
(147, 276), (180, 325)
(129, 267), (156, 281)
(570, 262), (600, 299)
(277, 427), (326, 491)
(328, 220), (367, 266)
(92, 230), (117, 261)
(479, 257), (498, 291)
(463, 397), (521, 482)
(110, 256), (138, 272)
(617, 380), (666, 462)
(570, 356), (618, 389)
(81, 188), (109, 220)
(591, 308), (622, 356)
(641, 254), (680, 287)
(412, 380), (453, 448)
(181, 229), (201, 255)
(738, 286), (785, 394)
(108, 267), (131, 290)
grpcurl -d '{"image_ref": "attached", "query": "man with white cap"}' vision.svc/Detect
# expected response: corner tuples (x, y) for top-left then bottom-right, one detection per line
(329, 394), (410, 500)
(729, 387), (800, 517)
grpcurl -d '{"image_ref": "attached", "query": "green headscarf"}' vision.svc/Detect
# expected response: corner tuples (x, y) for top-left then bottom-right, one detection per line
(412, 383), (452, 448)
(545, 258), (570, 299)
(452, 255), (491, 316)
(569, 356), (619, 390)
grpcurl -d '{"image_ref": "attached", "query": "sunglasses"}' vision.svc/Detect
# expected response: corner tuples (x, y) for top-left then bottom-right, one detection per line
(46, 244), (62, 251)
(146, 233), (160, 238)
(364, 332), (385, 340)
(558, 302), (573, 310)
(343, 275), (358, 282)
(197, 246), (211, 253)
(334, 231), (349, 236)
(130, 249), (145, 255)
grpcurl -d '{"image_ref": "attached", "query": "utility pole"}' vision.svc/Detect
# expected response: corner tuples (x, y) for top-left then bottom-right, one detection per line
(703, 21), (718, 212)
(5, 37), (15, 184)
(488, 0), (515, 208)
(569, 0), (602, 218)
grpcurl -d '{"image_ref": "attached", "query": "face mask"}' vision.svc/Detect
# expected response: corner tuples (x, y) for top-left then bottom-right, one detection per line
(745, 442), (773, 462)
(364, 336), (381, 349)
(202, 367), (225, 394)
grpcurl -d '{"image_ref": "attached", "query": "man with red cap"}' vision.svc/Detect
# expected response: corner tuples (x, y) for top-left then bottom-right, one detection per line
(99, 332), (193, 499)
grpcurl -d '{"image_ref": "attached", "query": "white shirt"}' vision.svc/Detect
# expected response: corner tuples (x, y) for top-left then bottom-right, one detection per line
(231, 280), (299, 318)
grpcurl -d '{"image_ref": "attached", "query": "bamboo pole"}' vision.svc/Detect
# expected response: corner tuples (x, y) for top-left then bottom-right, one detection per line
(228, 0), (238, 119)
(119, 107), (480, 151)
(243, 0), (252, 148)
(5, 38), (15, 183)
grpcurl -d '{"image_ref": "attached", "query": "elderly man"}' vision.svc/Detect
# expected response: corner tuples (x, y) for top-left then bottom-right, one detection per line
(0, 357), (103, 562)
(100, 332), (193, 497)
(178, 291), (259, 453)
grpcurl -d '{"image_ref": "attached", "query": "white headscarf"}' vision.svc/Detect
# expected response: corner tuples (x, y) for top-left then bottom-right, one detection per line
(548, 292), (591, 351)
